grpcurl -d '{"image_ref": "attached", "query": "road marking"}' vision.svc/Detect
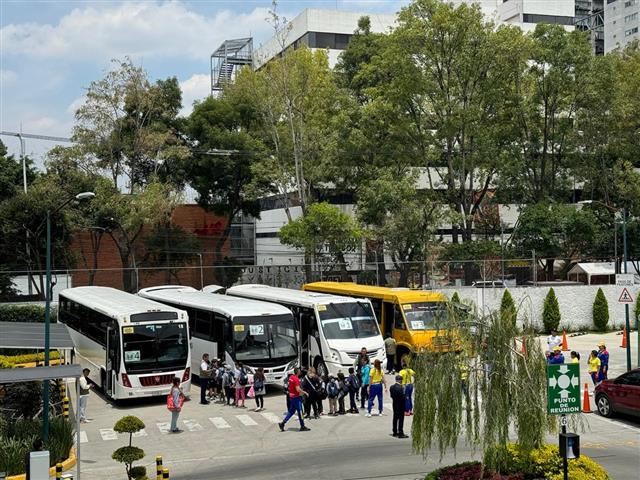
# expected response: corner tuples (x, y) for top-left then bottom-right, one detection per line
(236, 414), (258, 426)
(133, 428), (147, 437)
(76, 431), (88, 444)
(183, 419), (204, 432)
(99, 428), (118, 441)
(209, 417), (231, 429)
(157, 422), (171, 434)
(260, 412), (281, 424)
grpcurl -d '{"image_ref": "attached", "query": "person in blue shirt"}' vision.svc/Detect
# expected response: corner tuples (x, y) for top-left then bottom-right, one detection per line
(360, 359), (371, 410)
(597, 342), (609, 382)
(547, 346), (565, 364)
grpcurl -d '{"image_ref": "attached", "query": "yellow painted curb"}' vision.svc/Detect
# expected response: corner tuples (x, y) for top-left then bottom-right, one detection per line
(7, 447), (76, 480)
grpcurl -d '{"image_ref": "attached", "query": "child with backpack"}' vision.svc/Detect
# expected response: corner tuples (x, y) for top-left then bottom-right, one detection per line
(326, 375), (339, 416)
(222, 365), (235, 405)
(235, 362), (248, 408)
(347, 367), (360, 414)
(337, 372), (347, 415)
(253, 367), (266, 411)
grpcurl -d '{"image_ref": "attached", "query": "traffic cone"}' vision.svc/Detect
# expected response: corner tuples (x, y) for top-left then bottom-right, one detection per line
(620, 327), (627, 348)
(520, 338), (527, 355)
(582, 383), (592, 413)
(561, 331), (569, 351)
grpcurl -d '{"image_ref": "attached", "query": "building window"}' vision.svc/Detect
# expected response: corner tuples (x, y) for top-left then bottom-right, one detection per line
(522, 13), (575, 26)
(624, 0), (637, 7)
(625, 26), (639, 36)
(624, 12), (639, 22)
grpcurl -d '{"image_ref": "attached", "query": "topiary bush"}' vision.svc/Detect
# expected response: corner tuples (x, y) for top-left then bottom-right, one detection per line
(112, 415), (146, 480)
(500, 289), (517, 328)
(542, 288), (561, 333)
(592, 288), (609, 331)
(451, 291), (461, 304)
(634, 293), (640, 329)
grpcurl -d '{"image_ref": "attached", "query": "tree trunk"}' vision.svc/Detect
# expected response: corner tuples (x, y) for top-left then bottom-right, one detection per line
(545, 258), (555, 281)
(376, 241), (387, 286)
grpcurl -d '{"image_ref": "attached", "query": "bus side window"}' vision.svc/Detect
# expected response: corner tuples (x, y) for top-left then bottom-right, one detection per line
(382, 302), (394, 336)
(194, 309), (212, 340)
(213, 313), (226, 355)
(394, 305), (406, 330)
(370, 298), (382, 324)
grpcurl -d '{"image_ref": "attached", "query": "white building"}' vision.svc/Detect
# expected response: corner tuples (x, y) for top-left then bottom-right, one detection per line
(253, 9), (396, 69)
(604, 0), (640, 52)
(451, 0), (576, 32)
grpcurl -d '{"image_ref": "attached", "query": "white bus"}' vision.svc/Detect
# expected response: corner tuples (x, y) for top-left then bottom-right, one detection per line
(225, 285), (386, 377)
(138, 286), (298, 385)
(58, 287), (191, 400)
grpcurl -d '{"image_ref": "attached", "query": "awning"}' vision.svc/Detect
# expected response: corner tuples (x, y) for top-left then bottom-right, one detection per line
(0, 321), (74, 350)
(0, 363), (82, 383)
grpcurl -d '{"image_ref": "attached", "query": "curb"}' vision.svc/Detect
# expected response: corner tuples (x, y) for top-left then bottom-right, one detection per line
(6, 447), (76, 480)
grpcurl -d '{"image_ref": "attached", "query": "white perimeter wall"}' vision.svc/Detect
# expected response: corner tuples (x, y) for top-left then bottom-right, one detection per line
(445, 284), (639, 331)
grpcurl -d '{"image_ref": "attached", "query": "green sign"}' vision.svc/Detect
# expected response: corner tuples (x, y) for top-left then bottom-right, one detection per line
(547, 364), (581, 415)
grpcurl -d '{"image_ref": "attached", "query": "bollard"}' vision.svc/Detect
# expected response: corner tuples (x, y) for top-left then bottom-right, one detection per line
(156, 456), (163, 480)
(63, 396), (69, 418)
(162, 467), (169, 479)
(56, 463), (63, 479)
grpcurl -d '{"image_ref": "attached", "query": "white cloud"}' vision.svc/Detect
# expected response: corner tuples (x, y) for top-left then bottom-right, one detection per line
(66, 95), (86, 115)
(0, 69), (18, 85)
(179, 73), (210, 116)
(1, 1), (274, 61)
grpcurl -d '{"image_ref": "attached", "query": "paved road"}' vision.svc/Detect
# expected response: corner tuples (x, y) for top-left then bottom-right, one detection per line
(71, 373), (638, 479)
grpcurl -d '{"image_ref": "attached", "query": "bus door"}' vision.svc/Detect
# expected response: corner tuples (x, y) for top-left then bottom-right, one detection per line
(382, 301), (395, 338)
(106, 324), (118, 396)
(293, 307), (312, 369)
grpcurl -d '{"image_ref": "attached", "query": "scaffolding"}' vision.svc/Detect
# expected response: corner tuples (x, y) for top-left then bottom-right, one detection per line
(210, 38), (254, 95)
(575, 0), (605, 55)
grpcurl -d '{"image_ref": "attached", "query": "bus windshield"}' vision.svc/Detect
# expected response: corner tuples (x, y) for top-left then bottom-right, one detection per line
(402, 302), (448, 330)
(319, 302), (379, 340)
(233, 314), (297, 362)
(122, 322), (188, 373)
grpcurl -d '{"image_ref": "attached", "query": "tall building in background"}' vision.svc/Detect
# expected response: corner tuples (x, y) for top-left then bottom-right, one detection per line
(604, 0), (640, 52)
(575, 1), (605, 54)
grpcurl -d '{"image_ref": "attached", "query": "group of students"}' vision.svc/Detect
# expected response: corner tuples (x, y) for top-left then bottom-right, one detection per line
(198, 353), (267, 411)
(278, 347), (416, 436)
(545, 330), (610, 385)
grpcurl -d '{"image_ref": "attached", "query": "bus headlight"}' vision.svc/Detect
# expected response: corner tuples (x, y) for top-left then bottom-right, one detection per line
(330, 349), (341, 362)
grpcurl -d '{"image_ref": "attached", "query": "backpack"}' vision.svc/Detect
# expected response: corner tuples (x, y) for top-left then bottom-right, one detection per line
(254, 377), (264, 391)
(166, 388), (184, 411)
(326, 381), (339, 398)
(238, 369), (248, 386)
(349, 374), (361, 392)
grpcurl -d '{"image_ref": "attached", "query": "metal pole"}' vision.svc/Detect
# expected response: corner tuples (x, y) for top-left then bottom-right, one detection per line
(76, 377), (81, 480)
(622, 208), (631, 371)
(614, 221), (618, 274)
(500, 223), (505, 283)
(197, 253), (204, 290)
(42, 210), (52, 441)
(561, 415), (568, 480)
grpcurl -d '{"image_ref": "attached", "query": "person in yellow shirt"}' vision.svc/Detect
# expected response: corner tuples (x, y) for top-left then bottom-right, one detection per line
(399, 362), (415, 416)
(570, 351), (580, 364)
(588, 350), (601, 385)
(366, 359), (387, 417)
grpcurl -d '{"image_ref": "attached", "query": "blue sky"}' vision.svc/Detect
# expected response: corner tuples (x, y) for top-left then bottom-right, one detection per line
(0, 0), (406, 164)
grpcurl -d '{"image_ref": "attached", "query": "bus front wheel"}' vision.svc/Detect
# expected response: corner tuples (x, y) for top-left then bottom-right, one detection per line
(315, 359), (328, 378)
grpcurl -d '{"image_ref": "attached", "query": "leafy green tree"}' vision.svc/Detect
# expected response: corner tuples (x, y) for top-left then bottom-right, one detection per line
(542, 288), (561, 333)
(592, 288), (609, 331)
(635, 293), (640, 328)
(112, 415), (146, 480)
(500, 289), (517, 328)
(0, 140), (37, 202)
(279, 202), (362, 280)
(440, 240), (503, 285)
(141, 223), (202, 284)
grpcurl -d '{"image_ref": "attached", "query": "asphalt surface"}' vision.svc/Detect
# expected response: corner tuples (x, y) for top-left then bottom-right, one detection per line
(70, 331), (639, 480)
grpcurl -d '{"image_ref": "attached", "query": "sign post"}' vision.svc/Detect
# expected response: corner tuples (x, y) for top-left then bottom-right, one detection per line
(547, 364), (581, 480)
(617, 284), (634, 372)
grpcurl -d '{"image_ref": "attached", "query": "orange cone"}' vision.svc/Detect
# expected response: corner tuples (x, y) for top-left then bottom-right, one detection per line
(582, 383), (592, 413)
(620, 327), (627, 348)
(561, 331), (569, 351)
(520, 338), (527, 355)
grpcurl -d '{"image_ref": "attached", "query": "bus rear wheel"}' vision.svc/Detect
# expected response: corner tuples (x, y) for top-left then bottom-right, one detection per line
(315, 359), (328, 378)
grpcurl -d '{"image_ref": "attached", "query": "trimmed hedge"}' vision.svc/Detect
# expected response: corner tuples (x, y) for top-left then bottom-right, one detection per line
(592, 288), (609, 331)
(0, 304), (54, 323)
(0, 351), (61, 367)
(542, 288), (561, 333)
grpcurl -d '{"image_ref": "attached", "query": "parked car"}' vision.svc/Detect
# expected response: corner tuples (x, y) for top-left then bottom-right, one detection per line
(594, 368), (640, 418)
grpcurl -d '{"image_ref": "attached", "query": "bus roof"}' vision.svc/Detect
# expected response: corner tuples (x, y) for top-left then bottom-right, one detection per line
(59, 286), (185, 321)
(226, 284), (368, 309)
(303, 282), (447, 303)
(138, 286), (292, 318)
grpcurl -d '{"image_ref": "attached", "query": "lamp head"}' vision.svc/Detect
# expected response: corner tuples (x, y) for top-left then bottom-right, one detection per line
(75, 192), (95, 201)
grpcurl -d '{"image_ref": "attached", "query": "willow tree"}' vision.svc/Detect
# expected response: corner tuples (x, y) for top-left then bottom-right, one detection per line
(412, 304), (552, 473)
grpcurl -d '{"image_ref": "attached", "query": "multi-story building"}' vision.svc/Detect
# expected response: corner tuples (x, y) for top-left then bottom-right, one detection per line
(604, 0), (640, 52)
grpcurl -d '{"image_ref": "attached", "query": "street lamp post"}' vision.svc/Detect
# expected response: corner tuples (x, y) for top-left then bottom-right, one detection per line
(42, 191), (95, 442)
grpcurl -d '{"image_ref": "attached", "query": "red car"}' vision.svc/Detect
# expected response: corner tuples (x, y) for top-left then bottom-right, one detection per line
(594, 368), (640, 418)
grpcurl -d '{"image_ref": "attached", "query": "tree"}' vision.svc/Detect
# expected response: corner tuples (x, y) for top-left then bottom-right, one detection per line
(73, 58), (189, 192)
(279, 202), (362, 280)
(183, 95), (270, 265)
(0, 140), (37, 202)
(141, 223), (202, 284)
(450, 292), (461, 304)
(592, 288), (609, 331)
(500, 289), (517, 328)
(542, 288), (561, 333)
(112, 415), (146, 480)
(439, 240), (503, 285)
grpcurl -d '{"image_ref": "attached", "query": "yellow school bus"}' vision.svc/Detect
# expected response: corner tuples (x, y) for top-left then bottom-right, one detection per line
(302, 282), (454, 358)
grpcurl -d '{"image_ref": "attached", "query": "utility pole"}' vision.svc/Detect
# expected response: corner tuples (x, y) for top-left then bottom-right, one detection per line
(621, 208), (631, 371)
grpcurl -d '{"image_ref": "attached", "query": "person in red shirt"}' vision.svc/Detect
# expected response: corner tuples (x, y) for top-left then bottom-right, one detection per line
(279, 367), (310, 432)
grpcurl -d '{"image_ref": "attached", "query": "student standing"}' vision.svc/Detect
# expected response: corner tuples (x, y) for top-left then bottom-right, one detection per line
(546, 330), (562, 354)
(79, 368), (92, 423)
(597, 342), (609, 382)
(337, 372), (347, 415)
(366, 359), (387, 417)
(390, 375), (408, 438)
(588, 350), (601, 385)
(326, 375), (339, 415)
(399, 362), (415, 416)
(384, 335), (397, 373)
(570, 351), (580, 364)
(234, 362), (248, 408)
(278, 367), (310, 432)
(346, 367), (360, 414)
(168, 377), (184, 433)
(360, 359), (371, 410)
(253, 367), (266, 411)
(199, 353), (213, 405)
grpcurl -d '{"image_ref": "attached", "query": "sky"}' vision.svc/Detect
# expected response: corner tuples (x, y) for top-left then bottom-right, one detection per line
(0, 0), (406, 165)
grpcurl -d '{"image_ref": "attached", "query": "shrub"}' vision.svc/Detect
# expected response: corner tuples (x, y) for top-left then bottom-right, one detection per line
(451, 292), (461, 304)
(1, 382), (42, 419)
(0, 351), (61, 366)
(542, 288), (561, 333)
(47, 417), (75, 467)
(592, 288), (609, 331)
(129, 465), (147, 480)
(500, 289), (517, 328)
(0, 304), (52, 323)
(112, 415), (146, 480)
(634, 294), (640, 328)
